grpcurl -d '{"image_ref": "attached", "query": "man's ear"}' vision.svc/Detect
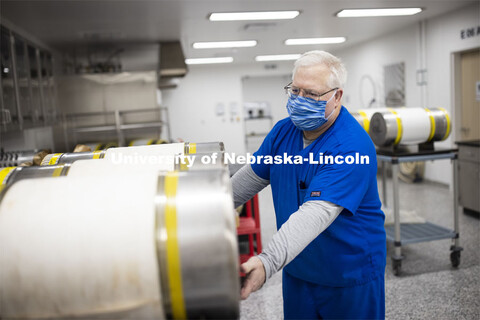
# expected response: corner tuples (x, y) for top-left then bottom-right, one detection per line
(335, 89), (344, 103)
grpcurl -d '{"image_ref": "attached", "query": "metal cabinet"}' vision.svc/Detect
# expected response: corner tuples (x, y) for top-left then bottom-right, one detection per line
(457, 140), (480, 213)
(0, 25), (56, 132)
(1, 26), (18, 129)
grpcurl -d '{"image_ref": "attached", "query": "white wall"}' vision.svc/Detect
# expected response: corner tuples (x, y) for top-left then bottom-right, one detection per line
(57, 72), (157, 115)
(338, 23), (420, 112)
(161, 62), (293, 154)
(334, 3), (479, 187)
(242, 74), (291, 153)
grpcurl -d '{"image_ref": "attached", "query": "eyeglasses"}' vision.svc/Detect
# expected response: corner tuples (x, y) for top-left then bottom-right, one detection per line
(284, 82), (338, 101)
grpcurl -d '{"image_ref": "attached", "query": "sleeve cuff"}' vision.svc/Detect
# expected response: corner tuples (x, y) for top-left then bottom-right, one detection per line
(257, 253), (273, 281)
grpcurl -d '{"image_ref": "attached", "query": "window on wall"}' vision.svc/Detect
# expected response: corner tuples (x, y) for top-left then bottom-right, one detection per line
(384, 62), (405, 107)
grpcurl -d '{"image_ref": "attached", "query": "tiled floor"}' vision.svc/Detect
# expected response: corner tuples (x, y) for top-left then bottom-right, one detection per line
(240, 178), (480, 320)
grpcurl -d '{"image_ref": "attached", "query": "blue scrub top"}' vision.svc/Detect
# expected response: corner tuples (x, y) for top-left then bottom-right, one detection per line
(251, 106), (386, 287)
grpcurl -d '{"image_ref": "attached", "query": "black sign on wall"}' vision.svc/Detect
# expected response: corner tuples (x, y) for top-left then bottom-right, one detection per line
(460, 26), (480, 39)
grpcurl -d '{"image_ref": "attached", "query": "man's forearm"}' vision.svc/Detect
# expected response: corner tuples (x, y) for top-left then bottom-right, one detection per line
(231, 164), (269, 208)
(257, 201), (343, 279)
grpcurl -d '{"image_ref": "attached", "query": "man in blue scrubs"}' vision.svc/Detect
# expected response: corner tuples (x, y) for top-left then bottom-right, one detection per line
(232, 50), (386, 319)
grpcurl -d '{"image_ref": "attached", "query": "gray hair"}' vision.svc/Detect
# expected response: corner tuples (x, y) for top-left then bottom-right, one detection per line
(292, 50), (347, 88)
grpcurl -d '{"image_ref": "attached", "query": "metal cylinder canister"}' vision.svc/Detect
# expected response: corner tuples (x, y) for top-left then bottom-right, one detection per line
(184, 142), (225, 155)
(0, 149), (48, 167)
(41, 142), (226, 168)
(369, 107), (451, 147)
(0, 169), (239, 319)
(41, 150), (106, 166)
(352, 108), (386, 133)
(40, 144), (185, 166)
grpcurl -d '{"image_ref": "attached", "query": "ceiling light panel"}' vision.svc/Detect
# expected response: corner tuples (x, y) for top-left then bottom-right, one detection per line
(185, 57), (234, 65)
(285, 37), (346, 45)
(255, 54), (301, 62)
(193, 40), (257, 49)
(209, 11), (300, 21)
(336, 8), (422, 17)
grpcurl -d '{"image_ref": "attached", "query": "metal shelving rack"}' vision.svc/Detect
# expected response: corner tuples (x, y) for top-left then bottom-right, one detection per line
(243, 115), (273, 153)
(62, 107), (171, 149)
(377, 148), (463, 275)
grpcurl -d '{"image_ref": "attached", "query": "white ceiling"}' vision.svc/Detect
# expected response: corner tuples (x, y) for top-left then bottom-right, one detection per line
(1, 0), (476, 67)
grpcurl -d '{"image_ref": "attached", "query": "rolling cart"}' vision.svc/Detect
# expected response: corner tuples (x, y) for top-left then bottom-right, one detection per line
(377, 148), (463, 275)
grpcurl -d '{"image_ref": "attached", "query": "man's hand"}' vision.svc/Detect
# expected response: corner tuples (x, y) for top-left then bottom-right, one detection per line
(240, 256), (266, 300)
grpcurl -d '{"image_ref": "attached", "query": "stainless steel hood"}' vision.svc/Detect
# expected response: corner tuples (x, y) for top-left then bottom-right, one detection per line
(158, 41), (188, 88)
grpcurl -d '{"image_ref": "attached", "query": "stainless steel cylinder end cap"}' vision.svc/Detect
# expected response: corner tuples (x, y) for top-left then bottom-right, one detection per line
(156, 169), (239, 319)
(429, 108), (450, 141)
(192, 142), (225, 154)
(369, 112), (399, 147)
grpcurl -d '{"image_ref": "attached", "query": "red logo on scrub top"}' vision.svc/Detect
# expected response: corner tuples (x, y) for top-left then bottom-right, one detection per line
(310, 191), (321, 197)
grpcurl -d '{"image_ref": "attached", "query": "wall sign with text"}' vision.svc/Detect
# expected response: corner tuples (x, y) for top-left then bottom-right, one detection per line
(460, 26), (480, 40)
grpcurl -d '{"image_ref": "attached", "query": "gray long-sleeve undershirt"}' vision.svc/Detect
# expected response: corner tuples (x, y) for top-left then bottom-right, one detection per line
(231, 164), (343, 280)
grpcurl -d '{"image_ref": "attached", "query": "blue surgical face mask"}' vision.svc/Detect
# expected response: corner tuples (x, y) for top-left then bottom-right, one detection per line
(286, 90), (337, 131)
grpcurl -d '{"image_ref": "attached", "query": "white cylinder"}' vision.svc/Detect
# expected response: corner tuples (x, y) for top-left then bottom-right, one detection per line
(67, 158), (176, 178)
(0, 169), (239, 319)
(104, 143), (185, 161)
(0, 174), (164, 319)
(395, 108), (431, 145)
(369, 107), (451, 147)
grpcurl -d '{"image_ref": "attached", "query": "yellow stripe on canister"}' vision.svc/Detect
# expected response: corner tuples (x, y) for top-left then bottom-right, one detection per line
(189, 143), (197, 154)
(164, 171), (187, 320)
(49, 153), (63, 165)
(438, 107), (451, 140)
(0, 167), (15, 192)
(358, 110), (370, 133)
(51, 166), (64, 177)
(388, 108), (403, 145)
(424, 108), (436, 142)
(92, 151), (103, 159)
(179, 160), (190, 171)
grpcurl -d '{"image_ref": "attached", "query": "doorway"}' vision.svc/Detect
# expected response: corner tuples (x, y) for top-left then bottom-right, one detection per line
(455, 48), (480, 141)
